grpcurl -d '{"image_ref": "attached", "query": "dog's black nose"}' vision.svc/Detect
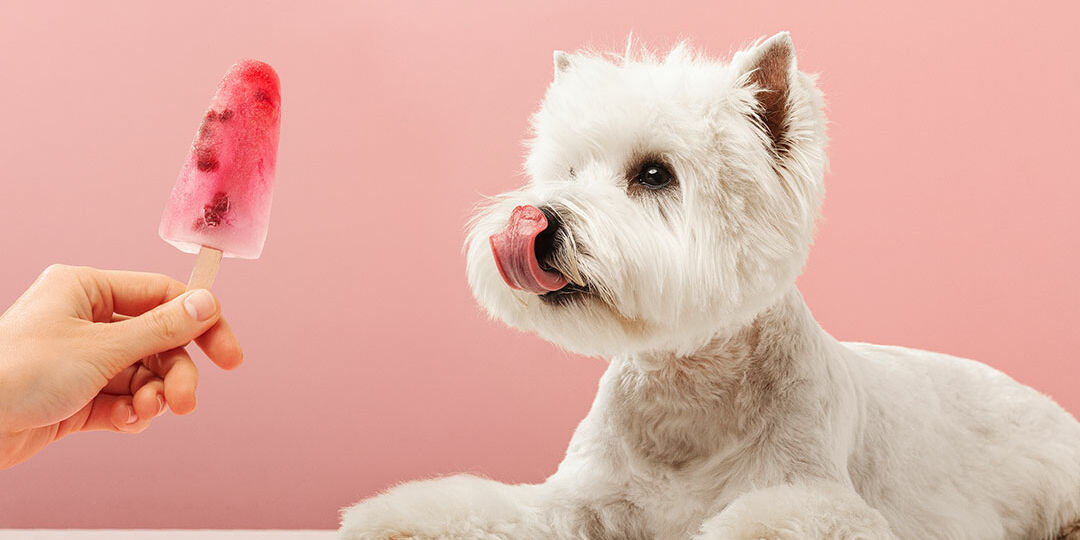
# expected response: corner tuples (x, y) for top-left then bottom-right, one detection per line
(533, 206), (562, 271)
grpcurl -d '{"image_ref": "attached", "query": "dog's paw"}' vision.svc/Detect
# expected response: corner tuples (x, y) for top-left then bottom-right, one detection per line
(338, 534), (414, 540)
(695, 519), (801, 540)
(694, 483), (894, 540)
(339, 474), (541, 540)
(339, 494), (504, 540)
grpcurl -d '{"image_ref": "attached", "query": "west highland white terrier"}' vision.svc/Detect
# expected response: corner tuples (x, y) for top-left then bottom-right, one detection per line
(340, 32), (1080, 539)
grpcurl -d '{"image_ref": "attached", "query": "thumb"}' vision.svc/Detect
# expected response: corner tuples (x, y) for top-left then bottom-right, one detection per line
(107, 289), (221, 364)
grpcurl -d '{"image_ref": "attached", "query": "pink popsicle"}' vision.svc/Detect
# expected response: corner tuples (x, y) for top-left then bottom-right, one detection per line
(159, 60), (281, 273)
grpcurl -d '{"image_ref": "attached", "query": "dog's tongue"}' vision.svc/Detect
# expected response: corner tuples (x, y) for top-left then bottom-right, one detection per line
(489, 205), (569, 294)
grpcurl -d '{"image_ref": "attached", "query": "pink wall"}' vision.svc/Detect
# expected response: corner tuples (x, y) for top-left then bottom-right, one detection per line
(1, 0), (1077, 529)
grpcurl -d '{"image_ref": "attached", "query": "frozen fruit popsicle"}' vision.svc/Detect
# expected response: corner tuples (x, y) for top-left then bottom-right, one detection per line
(159, 59), (281, 289)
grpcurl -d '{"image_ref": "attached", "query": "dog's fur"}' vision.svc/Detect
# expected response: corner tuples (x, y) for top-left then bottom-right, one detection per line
(340, 33), (1080, 539)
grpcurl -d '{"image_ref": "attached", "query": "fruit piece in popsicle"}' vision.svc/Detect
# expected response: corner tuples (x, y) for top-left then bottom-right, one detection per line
(159, 59), (281, 289)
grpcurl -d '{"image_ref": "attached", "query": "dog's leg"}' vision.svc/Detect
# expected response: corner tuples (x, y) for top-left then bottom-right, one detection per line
(692, 482), (896, 540)
(338, 474), (554, 540)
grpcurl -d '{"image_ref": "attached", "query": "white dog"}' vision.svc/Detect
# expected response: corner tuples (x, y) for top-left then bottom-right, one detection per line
(340, 32), (1080, 539)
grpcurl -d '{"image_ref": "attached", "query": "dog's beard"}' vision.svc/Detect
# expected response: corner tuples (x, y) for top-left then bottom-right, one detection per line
(535, 226), (601, 306)
(544, 228), (587, 289)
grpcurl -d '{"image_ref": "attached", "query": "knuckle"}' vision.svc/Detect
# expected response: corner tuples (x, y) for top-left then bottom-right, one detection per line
(146, 272), (184, 298)
(41, 264), (72, 279)
(145, 309), (181, 341)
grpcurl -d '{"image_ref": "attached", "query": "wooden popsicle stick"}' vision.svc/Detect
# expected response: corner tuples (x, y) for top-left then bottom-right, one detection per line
(187, 246), (223, 290)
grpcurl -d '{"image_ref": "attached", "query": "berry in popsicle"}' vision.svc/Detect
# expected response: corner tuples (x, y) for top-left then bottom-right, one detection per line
(159, 59), (281, 288)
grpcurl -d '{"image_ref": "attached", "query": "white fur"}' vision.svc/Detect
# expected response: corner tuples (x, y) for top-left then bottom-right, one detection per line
(341, 33), (1080, 539)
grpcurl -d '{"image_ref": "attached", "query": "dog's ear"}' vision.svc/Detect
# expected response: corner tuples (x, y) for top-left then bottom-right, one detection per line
(734, 32), (797, 152)
(553, 51), (573, 81)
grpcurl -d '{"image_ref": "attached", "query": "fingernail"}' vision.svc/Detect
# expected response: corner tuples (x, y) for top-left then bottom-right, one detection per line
(183, 289), (216, 321)
(156, 395), (167, 416)
(125, 406), (138, 424)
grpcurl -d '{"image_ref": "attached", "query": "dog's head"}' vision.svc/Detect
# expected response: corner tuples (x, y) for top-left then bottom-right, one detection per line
(466, 32), (827, 357)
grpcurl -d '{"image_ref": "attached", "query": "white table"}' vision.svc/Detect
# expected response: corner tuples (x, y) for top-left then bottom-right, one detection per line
(0, 532), (336, 539)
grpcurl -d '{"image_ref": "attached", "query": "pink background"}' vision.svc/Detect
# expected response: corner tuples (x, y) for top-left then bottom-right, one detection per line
(1, 0), (1078, 529)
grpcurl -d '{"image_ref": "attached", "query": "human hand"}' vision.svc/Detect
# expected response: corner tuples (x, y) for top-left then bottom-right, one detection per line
(0, 265), (243, 469)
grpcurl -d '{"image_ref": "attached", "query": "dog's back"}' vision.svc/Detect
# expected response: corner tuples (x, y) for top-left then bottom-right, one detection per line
(844, 342), (1080, 539)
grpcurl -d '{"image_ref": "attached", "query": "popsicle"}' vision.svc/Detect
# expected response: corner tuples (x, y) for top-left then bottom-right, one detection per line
(159, 59), (281, 289)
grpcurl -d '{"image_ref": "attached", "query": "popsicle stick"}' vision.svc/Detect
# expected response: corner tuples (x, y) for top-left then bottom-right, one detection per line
(187, 246), (223, 290)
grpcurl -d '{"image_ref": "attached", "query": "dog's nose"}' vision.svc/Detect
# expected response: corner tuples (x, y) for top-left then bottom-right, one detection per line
(533, 206), (561, 270)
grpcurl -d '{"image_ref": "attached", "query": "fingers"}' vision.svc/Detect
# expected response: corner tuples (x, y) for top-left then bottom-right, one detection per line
(80, 349), (187, 436)
(195, 317), (244, 370)
(80, 364), (169, 433)
(101, 362), (140, 395)
(129, 364), (159, 396)
(33, 266), (186, 323)
(112, 313), (242, 371)
(98, 289), (221, 374)
(90, 268), (188, 318)
(69, 267), (241, 376)
(79, 394), (158, 433)
(132, 377), (166, 420)
(147, 348), (199, 415)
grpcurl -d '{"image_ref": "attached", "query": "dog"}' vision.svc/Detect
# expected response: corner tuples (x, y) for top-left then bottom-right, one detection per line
(340, 32), (1080, 539)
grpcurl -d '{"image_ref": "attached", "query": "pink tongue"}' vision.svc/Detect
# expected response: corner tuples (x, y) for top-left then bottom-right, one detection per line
(489, 205), (569, 294)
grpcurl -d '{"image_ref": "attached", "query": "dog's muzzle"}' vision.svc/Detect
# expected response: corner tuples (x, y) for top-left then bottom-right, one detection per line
(489, 205), (569, 294)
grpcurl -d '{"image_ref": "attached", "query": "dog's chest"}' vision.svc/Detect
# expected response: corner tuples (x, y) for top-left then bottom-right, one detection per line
(598, 353), (813, 536)
(600, 359), (750, 534)
(608, 355), (747, 468)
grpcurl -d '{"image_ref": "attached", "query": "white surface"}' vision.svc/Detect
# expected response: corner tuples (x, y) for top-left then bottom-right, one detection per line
(0, 532), (336, 539)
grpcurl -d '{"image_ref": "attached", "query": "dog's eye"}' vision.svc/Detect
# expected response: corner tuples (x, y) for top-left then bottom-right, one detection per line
(634, 162), (674, 189)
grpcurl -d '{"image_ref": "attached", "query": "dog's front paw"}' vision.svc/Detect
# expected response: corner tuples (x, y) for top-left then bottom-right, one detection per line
(340, 495), (501, 540)
(339, 474), (543, 540)
(696, 517), (801, 540)
(694, 483), (894, 540)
